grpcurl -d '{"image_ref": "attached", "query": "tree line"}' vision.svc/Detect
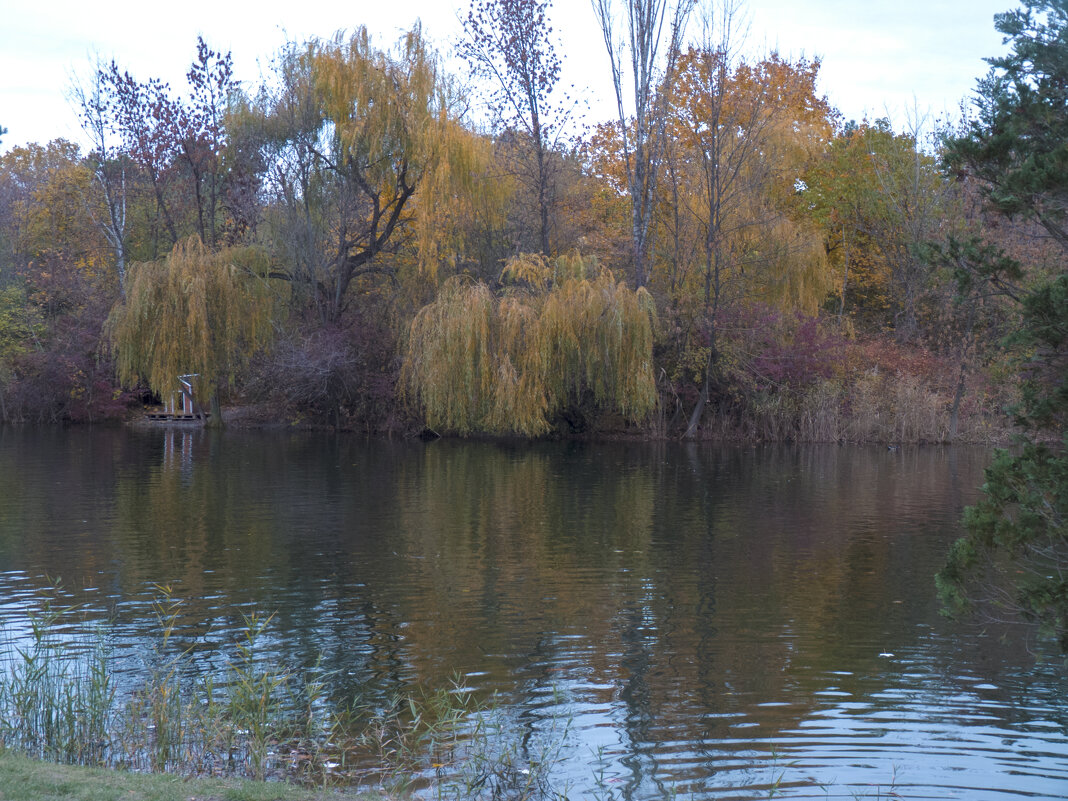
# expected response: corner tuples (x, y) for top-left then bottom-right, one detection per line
(0, 0), (1058, 443)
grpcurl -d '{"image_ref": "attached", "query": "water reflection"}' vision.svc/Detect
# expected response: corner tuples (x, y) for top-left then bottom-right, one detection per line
(0, 427), (1065, 798)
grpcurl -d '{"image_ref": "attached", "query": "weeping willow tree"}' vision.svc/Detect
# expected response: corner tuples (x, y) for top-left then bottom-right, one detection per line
(107, 237), (276, 422)
(403, 252), (658, 436)
(253, 26), (495, 322)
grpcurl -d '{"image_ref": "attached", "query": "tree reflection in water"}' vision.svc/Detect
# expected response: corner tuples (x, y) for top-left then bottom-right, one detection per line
(0, 427), (1064, 799)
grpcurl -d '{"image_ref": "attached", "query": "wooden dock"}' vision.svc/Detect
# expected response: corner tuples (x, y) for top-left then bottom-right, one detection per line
(144, 412), (210, 423)
(144, 374), (209, 423)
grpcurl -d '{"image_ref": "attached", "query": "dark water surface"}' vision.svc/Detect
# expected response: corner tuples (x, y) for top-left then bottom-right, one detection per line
(0, 426), (1065, 799)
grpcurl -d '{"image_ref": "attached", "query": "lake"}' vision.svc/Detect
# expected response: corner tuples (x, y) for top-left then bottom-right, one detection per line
(0, 426), (1065, 799)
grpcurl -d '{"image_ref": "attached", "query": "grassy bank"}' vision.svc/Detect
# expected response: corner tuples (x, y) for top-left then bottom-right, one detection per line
(0, 752), (387, 801)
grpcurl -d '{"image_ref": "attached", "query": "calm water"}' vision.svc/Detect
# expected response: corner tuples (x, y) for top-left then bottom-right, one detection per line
(0, 426), (1065, 799)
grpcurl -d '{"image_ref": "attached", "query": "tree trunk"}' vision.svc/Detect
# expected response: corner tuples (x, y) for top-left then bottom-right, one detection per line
(948, 363), (967, 442)
(206, 393), (224, 428)
(534, 115), (551, 256)
(684, 332), (718, 439)
(838, 224), (849, 321)
(948, 303), (977, 442)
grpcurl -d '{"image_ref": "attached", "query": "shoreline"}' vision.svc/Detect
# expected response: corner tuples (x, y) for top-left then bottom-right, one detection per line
(0, 752), (389, 801)
(122, 402), (1017, 447)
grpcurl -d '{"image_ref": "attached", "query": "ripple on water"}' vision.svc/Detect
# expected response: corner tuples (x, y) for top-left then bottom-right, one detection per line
(0, 434), (1066, 800)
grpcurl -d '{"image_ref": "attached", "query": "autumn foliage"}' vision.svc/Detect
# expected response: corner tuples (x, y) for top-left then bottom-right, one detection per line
(106, 237), (275, 404)
(403, 253), (657, 435)
(0, 8), (1039, 440)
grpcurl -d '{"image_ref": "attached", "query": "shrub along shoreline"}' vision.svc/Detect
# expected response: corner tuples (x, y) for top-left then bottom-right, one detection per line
(212, 349), (1015, 445)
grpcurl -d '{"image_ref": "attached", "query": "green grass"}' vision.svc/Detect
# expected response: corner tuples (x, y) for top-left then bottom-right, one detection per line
(0, 751), (392, 801)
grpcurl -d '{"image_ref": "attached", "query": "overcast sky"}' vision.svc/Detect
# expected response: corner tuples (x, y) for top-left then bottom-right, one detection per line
(0, 0), (1012, 153)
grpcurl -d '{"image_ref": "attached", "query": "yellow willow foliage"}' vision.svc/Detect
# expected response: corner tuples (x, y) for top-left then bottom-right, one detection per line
(501, 251), (553, 288)
(411, 121), (513, 278)
(489, 294), (547, 433)
(535, 263), (659, 420)
(311, 26), (489, 280)
(402, 277), (504, 434)
(107, 237), (276, 399)
(403, 253), (658, 436)
(500, 250), (592, 289)
(314, 27), (439, 190)
(750, 217), (834, 314)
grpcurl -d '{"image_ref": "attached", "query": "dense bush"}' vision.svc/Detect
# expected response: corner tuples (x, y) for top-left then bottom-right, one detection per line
(245, 313), (400, 431)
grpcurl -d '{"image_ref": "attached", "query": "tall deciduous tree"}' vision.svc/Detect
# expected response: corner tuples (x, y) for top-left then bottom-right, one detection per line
(179, 38), (236, 249)
(101, 61), (183, 252)
(0, 140), (107, 303)
(592, 0), (696, 288)
(0, 140), (126, 424)
(73, 61), (130, 294)
(461, 0), (566, 255)
(863, 116), (951, 341)
(803, 122), (885, 322)
(804, 118), (951, 338)
(256, 27), (480, 323)
(659, 30), (835, 436)
(98, 38), (238, 256)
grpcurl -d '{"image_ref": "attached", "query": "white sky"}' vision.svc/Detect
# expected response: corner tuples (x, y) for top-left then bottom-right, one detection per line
(0, 0), (1011, 153)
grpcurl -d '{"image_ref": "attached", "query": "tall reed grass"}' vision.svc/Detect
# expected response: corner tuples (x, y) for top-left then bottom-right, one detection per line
(0, 586), (921, 800)
(702, 367), (1011, 444)
(0, 588), (112, 765)
(0, 584), (569, 799)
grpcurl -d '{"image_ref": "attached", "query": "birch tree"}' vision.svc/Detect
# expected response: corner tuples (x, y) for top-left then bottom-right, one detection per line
(73, 62), (130, 295)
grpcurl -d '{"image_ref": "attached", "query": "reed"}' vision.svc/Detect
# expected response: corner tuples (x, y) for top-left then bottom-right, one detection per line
(0, 592), (916, 800)
(0, 587), (572, 798)
(0, 584), (113, 766)
(717, 367), (1005, 444)
(797, 379), (844, 442)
